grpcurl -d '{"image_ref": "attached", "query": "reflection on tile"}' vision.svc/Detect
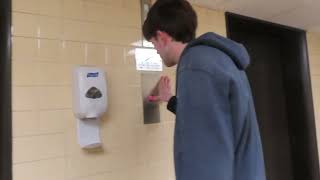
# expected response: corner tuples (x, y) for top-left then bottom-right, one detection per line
(86, 43), (108, 65)
(13, 0), (63, 17)
(13, 133), (65, 163)
(12, 87), (39, 111)
(12, 13), (38, 37)
(13, 13), (63, 39)
(13, 158), (65, 180)
(12, 37), (38, 61)
(61, 41), (86, 64)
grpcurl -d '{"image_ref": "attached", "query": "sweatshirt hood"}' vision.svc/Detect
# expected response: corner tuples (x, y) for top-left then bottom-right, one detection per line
(185, 32), (250, 70)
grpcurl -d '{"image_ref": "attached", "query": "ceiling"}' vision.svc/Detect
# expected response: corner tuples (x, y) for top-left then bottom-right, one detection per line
(190, 0), (320, 32)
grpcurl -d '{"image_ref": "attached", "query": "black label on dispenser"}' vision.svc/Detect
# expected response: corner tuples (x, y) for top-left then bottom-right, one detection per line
(86, 87), (102, 99)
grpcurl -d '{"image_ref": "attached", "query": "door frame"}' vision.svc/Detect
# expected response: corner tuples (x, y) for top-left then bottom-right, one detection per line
(225, 12), (320, 180)
(0, 0), (12, 179)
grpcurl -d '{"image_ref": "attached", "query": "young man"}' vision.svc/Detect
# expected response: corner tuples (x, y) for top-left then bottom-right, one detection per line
(143, 0), (266, 180)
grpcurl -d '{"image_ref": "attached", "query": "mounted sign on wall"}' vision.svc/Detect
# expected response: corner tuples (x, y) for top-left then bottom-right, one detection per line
(135, 48), (162, 72)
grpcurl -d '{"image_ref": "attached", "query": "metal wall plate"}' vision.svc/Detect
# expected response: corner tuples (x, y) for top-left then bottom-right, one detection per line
(141, 72), (160, 124)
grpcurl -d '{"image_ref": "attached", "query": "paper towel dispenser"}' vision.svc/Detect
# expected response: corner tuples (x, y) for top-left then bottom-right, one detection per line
(72, 66), (107, 149)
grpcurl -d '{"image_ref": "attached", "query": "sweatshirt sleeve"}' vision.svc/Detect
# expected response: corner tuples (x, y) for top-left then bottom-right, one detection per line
(176, 68), (234, 180)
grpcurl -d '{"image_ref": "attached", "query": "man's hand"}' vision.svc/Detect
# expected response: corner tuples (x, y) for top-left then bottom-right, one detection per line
(148, 76), (173, 102)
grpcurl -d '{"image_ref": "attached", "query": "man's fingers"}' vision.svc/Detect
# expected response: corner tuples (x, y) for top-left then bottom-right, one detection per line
(158, 75), (171, 92)
(147, 95), (160, 102)
(166, 77), (170, 85)
(163, 76), (170, 88)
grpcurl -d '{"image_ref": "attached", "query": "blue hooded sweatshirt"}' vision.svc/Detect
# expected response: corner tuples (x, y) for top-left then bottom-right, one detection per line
(173, 32), (266, 180)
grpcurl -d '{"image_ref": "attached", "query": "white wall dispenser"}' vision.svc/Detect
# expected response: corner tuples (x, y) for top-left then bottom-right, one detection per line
(72, 66), (107, 149)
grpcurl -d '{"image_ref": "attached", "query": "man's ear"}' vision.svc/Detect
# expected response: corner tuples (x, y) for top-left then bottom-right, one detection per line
(156, 30), (172, 45)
